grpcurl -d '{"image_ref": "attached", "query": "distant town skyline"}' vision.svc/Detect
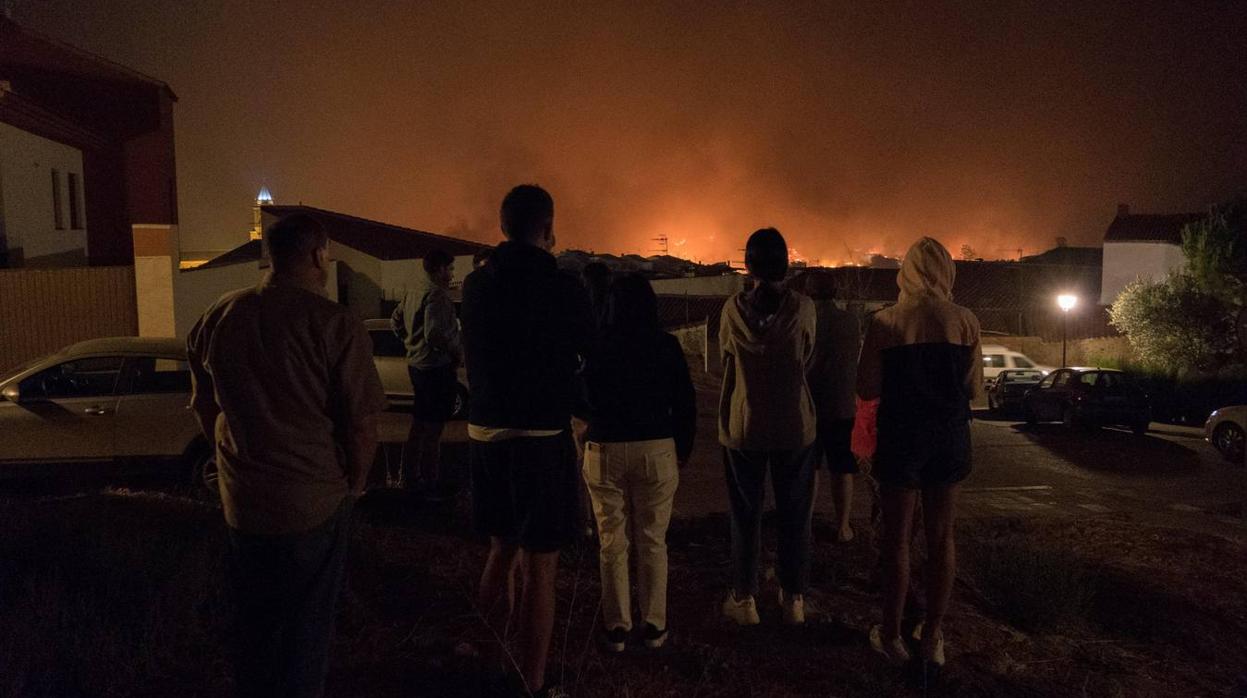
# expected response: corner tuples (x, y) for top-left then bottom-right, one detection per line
(16, 1), (1247, 263)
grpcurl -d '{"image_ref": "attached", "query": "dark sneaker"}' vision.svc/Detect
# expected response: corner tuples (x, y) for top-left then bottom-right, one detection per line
(642, 623), (668, 649)
(600, 626), (628, 653)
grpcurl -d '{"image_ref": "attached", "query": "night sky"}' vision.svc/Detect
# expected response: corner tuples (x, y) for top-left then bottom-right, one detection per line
(17, 0), (1247, 263)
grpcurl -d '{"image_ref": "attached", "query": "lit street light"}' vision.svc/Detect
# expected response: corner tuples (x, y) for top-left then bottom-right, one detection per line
(1057, 294), (1077, 367)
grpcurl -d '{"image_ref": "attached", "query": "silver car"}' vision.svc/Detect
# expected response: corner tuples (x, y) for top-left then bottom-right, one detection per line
(0, 337), (210, 489)
(1205, 406), (1247, 464)
(364, 318), (469, 420)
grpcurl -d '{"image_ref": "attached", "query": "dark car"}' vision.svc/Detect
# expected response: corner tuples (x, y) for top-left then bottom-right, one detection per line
(986, 369), (1045, 415)
(1022, 368), (1151, 434)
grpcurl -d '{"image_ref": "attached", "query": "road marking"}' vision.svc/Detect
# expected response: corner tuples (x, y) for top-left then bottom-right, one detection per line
(1168, 503), (1203, 513)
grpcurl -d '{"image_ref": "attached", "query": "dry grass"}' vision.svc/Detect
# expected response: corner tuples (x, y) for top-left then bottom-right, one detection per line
(2, 491), (1246, 697)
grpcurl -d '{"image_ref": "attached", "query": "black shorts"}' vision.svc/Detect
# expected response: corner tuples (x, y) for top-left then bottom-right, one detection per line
(410, 365), (457, 422)
(818, 419), (859, 474)
(873, 422), (971, 490)
(470, 432), (580, 553)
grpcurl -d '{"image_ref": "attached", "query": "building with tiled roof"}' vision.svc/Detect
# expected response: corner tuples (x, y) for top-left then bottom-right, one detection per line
(173, 196), (489, 336)
(1101, 203), (1204, 304)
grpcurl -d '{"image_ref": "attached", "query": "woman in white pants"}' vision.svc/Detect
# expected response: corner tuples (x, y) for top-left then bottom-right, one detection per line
(578, 273), (697, 652)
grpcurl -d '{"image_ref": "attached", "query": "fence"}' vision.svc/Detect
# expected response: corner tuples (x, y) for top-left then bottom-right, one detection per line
(0, 266), (137, 373)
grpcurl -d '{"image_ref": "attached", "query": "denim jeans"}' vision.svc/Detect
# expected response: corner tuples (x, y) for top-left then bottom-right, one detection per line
(226, 498), (354, 698)
(723, 443), (819, 597)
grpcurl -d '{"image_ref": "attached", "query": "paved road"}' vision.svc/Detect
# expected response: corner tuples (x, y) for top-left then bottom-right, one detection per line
(673, 404), (1247, 542)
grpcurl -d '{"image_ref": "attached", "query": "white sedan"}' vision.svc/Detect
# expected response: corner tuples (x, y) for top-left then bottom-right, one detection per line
(1205, 406), (1247, 464)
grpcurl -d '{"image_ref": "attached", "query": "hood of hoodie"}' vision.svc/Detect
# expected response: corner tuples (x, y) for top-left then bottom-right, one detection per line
(897, 237), (955, 303)
(723, 289), (805, 356)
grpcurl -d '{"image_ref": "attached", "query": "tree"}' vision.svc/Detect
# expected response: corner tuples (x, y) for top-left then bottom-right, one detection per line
(1109, 273), (1237, 371)
(1181, 201), (1247, 303)
(960, 244), (977, 261)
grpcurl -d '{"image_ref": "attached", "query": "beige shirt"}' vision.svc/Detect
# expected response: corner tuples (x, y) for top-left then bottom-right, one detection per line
(187, 276), (387, 534)
(718, 289), (818, 451)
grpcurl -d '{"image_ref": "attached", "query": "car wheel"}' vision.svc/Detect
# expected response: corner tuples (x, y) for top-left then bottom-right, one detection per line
(1024, 404), (1037, 425)
(1062, 405), (1079, 430)
(188, 446), (221, 502)
(1213, 422), (1246, 465)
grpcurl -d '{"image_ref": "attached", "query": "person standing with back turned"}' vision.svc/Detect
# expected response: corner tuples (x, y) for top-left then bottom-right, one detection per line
(187, 213), (386, 698)
(804, 272), (862, 543)
(719, 228), (819, 627)
(858, 237), (982, 676)
(391, 248), (462, 497)
(461, 185), (593, 697)
(578, 273), (697, 652)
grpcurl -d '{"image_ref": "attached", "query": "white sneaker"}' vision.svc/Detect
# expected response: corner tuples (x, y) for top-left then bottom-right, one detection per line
(722, 592), (761, 626)
(869, 624), (912, 665)
(778, 590), (805, 625)
(911, 621), (946, 666)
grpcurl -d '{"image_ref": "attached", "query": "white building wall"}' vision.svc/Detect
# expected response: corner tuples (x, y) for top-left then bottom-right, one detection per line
(172, 260), (340, 339)
(0, 122), (88, 265)
(1100, 241), (1187, 305)
(651, 274), (746, 297)
(381, 254), (475, 303)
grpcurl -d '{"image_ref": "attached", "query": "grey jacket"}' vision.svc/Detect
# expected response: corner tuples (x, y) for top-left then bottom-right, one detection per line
(392, 269), (461, 370)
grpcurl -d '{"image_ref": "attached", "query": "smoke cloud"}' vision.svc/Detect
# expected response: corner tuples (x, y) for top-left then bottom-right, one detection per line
(21, 1), (1247, 262)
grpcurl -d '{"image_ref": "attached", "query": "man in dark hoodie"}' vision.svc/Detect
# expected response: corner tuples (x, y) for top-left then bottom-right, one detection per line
(718, 228), (819, 627)
(461, 184), (593, 697)
(857, 237), (982, 673)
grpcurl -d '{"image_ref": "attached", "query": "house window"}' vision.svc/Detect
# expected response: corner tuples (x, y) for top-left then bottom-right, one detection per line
(51, 169), (64, 230)
(68, 172), (82, 229)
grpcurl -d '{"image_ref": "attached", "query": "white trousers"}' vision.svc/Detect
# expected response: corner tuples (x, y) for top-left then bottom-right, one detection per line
(583, 437), (679, 632)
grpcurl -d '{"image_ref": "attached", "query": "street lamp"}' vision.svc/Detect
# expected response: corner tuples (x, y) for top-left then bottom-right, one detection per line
(1057, 294), (1077, 367)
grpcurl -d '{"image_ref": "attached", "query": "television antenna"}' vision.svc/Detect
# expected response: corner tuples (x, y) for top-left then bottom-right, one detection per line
(651, 235), (669, 255)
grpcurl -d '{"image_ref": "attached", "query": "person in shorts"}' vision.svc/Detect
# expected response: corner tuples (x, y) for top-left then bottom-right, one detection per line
(460, 184), (593, 697)
(391, 248), (461, 496)
(804, 272), (862, 543)
(857, 237), (982, 673)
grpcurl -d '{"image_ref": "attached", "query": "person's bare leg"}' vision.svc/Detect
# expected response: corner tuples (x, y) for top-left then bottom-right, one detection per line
(478, 537), (521, 639)
(920, 485), (958, 654)
(881, 487), (919, 641)
(833, 473), (854, 541)
(515, 550), (559, 692)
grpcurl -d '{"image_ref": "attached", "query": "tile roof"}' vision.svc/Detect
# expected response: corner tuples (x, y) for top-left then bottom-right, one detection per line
(262, 205), (489, 260)
(1103, 213), (1204, 244)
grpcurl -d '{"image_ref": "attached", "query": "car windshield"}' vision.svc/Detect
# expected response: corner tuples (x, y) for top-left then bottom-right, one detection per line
(0, 357), (44, 384)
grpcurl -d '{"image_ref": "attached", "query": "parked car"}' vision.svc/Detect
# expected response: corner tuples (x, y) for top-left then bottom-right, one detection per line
(0, 337), (211, 490)
(364, 318), (469, 420)
(1022, 367), (1151, 434)
(1205, 406), (1246, 464)
(0, 327), (465, 495)
(986, 369), (1045, 414)
(981, 344), (1052, 388)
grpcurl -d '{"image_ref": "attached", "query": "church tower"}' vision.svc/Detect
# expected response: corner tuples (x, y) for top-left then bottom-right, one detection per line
(251, 186), (273, 240)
